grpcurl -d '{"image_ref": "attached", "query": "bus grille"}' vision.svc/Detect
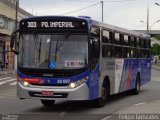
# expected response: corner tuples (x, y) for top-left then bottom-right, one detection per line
(18, 67), (88, 78)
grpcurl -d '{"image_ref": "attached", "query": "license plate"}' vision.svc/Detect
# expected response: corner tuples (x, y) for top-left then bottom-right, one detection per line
(42, 91), (54, 96)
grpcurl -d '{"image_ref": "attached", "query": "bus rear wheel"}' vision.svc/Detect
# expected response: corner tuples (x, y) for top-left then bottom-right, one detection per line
(131, 74), (140, 95)
(41, 100), (55, 107)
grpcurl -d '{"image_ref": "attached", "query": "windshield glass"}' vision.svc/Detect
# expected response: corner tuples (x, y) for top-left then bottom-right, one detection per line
(18, 33), (88, 69)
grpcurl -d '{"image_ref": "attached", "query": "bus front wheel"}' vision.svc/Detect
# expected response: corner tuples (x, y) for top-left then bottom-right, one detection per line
(93, 82), (108, 108)
(41, 100), (55, 107)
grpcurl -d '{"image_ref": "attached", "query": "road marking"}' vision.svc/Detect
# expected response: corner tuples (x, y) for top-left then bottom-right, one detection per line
(0, 77), (12, 81)
(134, 102), (146, 106)
(0, 79), (16, 85)
(10, 82), (17, 86)
(101, 115), (112, 120)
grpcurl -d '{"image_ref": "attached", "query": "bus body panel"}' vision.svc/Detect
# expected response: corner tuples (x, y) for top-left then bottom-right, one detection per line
(100, 58), (151, 95)
(87, 65), (99, 100)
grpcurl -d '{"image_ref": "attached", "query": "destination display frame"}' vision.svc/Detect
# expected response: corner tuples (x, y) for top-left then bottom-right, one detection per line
(20, 20), (88, 30)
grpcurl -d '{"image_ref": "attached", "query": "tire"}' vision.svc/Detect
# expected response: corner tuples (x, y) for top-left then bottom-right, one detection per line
(132, 74), (140, 95)
(41, 100), (55, 107)
(93, 81), (109, 108)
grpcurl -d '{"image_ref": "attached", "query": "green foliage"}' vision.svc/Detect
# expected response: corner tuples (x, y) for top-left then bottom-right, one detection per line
(152, 35), (160, 41)
(151, 43), (160, 55)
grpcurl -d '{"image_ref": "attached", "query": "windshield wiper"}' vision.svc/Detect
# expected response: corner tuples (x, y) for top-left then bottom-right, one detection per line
(54, 32), (70, 62)
(34, 34), (41, 63)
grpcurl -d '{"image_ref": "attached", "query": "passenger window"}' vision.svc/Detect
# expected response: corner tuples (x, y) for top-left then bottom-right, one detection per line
(114, 46), (122, 58)
(146, 40), (151, 48)
(137, 38), (141, 47)
(123, 47), (130, 58)
(90, 27), (100, 38)
(140, 39), (145, 48)
(131, 48), (137, 58)
(114, 32), (120, 45)
(130, 36), (135, 47)
(102, 30), (110, 43)
(102, 45), (113, 57)
(124, 35), (129, 46)
(137, 49), (141, 58)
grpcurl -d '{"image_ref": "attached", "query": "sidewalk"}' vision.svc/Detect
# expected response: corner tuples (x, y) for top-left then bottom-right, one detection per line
(0, 68), (16, 75)
(152, 65), (160, 70)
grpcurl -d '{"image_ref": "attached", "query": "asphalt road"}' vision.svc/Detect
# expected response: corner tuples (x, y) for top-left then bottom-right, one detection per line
(0, 69), (160, 120)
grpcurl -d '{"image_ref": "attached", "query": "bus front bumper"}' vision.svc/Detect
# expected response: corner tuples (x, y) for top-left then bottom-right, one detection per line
(17, 82), (89, 101)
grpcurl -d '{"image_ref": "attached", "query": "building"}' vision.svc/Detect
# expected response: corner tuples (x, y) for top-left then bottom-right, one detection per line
(0, 0), (32, 69)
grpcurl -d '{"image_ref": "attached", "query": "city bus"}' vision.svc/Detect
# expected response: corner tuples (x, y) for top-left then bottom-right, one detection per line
(10, 16), (151, 108)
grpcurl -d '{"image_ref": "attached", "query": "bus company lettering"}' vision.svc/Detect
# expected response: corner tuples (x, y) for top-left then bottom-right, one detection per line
(41, 22), (74, 28)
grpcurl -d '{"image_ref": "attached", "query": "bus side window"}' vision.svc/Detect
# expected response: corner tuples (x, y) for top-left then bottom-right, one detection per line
(114, 46), (122, 58)
(102, 30), (110, 43)
(134, 37), (137, 47)
(146, 40), (149, 48)
(124, 35), (129, 46)
(114, 32), (120, 45)
(137, 48), (141, 58)
(140, 39), (144, 48)
(90, 27), (100, 38)
(130, 36), (135, 47)
(102, 45), (112, 57)
(137, 38), (140, 48)
(131, 48), (136, 58)
(123, 47), (130, 58)
(147, 50), (151, 58)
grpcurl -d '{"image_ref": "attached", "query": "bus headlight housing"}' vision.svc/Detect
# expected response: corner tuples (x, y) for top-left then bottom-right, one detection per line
(18, 77), (31, 87)
(18, 77), (41, 87)
(68, 76), (89, 89)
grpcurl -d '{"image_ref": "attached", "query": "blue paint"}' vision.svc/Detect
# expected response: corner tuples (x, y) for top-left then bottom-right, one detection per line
(86, 64), (99, 100)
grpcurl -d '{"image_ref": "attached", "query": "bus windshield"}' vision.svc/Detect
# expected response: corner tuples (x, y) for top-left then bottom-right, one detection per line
(18, 33), (88, 69)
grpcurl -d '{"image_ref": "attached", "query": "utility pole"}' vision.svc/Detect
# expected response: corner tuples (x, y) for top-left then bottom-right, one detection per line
(147, 0), (149, 34)
(14, 0), (19, 70)
(15, 0), (19, 30)
(101, 1), (104, 22)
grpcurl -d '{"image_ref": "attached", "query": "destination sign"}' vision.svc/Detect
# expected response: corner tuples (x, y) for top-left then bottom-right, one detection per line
(20, 20), (87, 29)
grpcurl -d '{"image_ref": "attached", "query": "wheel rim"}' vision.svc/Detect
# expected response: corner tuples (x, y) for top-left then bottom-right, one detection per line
(137, 81), (140, 91)
(101, 87), (107, 101)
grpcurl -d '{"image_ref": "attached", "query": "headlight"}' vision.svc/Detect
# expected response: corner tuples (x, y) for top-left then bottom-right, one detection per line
(23, 81), (30, 87)
(68, 76), (89, 89)
(18, 77), (31, 87)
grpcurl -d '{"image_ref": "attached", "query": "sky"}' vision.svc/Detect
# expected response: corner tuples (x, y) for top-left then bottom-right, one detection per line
(19, 0), (160, 30)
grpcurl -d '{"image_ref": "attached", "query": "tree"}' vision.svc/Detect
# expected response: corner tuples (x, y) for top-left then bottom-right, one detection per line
(152, 35), (160, 41)
(151, 43), (160, 55)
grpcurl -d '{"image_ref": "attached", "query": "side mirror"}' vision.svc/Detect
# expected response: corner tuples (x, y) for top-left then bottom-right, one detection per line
(10, 30), (19, 54)
(10, 33), (15, 49)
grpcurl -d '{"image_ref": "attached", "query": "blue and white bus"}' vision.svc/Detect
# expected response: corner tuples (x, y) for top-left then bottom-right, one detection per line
(10, 16), (151, 107)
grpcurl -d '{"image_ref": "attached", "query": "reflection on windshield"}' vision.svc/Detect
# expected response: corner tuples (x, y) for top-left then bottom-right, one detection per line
(18, 33), (88, 69)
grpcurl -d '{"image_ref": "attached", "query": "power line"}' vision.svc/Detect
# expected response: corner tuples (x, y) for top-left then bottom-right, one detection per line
(61, 0), (137, 15)
(103, 0), (138, 2)
(64, 0), (138, 2)
(61, 2), (101, 15)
